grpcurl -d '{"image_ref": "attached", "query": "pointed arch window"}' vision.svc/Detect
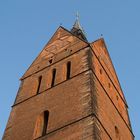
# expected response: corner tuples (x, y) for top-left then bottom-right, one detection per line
(42, 111), (49, 136)
(51, 68), (56, 87)
(66, 61), (71, 80)
(33, 111), (49, 139)
(115, 126), (120, 139)
(37, 76), (42, 94)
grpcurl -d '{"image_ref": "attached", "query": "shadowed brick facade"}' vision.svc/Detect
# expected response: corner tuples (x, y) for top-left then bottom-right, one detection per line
(3, 24), (134, 140)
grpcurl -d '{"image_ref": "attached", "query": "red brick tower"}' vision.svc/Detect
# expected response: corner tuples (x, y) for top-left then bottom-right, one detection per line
(3, 20), (134, 140)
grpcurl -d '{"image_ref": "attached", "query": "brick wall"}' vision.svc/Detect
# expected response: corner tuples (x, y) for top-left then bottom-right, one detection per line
(3, 27), (134, 140)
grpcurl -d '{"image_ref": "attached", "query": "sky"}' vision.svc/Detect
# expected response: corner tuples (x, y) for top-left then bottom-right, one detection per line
(0, 0), (139, 139)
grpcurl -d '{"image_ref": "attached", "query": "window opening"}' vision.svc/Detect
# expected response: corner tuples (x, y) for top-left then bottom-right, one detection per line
(66, 61), (71, 80)
(108, 82), (111, 88)
(37, 76), (42, 94)
(116, 95), (119, 100)
(115, 126), (120, 138)
(51, 69), (56, 87)
(33, 110), (49, 139)
(100, 69), (102, 74)
(49, 59), (52, 64)
(42, 111), (49, 136)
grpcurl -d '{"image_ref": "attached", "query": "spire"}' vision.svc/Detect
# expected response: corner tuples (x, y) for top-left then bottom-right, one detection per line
(73, 12), (82, 30)
(71, 13), (88, 42)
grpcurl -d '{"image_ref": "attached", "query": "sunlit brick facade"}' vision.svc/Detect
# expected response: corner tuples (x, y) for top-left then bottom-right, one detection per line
(3, 23), (134, 139)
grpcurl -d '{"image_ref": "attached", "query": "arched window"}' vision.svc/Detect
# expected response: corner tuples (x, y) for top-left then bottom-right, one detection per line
(33, 111), (49, 139)
(66, 61), (71, 80)
(42, 111), (49, 136)
(115, 126), (120, 139)
(51, 69), (56, 87)
(37, 76), (42, 94)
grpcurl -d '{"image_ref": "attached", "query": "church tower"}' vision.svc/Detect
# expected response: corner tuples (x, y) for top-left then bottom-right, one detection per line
(3, 20), (134, 140)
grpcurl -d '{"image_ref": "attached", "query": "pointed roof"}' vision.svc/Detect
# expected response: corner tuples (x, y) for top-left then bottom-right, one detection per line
(73, 18), (83, 30)
(71, 13), (88, 42)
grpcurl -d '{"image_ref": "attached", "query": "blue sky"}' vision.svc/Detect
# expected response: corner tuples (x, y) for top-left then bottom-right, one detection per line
(0, 0), (139, 139)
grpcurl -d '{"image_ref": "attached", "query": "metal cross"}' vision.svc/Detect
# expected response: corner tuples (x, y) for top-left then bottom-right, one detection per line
(76, 12), (80, 21)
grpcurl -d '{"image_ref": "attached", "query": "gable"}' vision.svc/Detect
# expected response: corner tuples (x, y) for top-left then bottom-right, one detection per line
(91, 39), (127, 104)
(21, 26), (88, 79)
